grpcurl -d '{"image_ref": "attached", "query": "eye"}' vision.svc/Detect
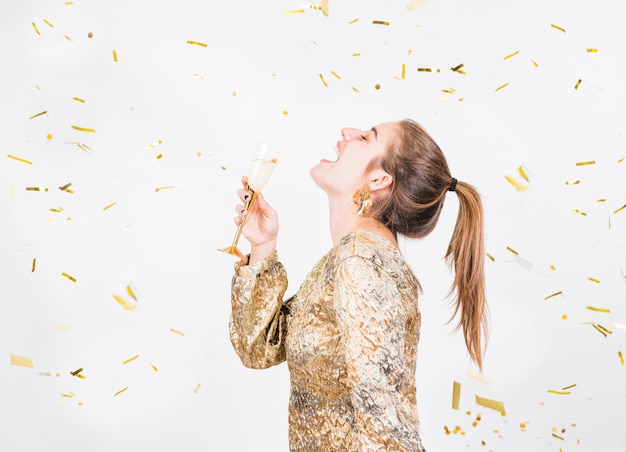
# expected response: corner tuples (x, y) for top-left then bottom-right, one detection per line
(360, 134), (367, 141)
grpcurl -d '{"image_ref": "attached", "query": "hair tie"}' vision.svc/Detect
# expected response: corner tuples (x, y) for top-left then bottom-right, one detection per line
(448, 178), (458, 192)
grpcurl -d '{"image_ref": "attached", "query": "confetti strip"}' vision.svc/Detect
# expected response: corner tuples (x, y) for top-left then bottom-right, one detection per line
(62, 272), (76, 282)
(194, 384), (202, 394)
(32, 22), (41, 35)
(331, 70), (341, 80)
(547, 389), (570, 395)
(450, 63), (466, 74)
(596, 198), (606, 203)
(565, 180), (580, 185)
(401, 64), (406, 79)
(486, 253), (495, 262)
(452, 381), (461, 410)
(417, 68), (440, 72)
(595, 324), (612, 335)
(70, 367), (83, 377)
(506, 246), (519, 255)
(618, 156), (625, 163)
(495, 82), (510, 92)
(103, 202), (117, 211)
(574, 79), (582, 90)
(30, 110), (47, 120)
(349, 18), (359, 24)
(544, 291), (562, 300)
(61, 392), (76, 398)
(71, 125), (96, 133)
(59, 182), (74, 193)
(170, 328), (185, 336)
(155, 185), (174, 192)
(504, 175), (529, 192)
(372, 20), (390, 26)
(31, 258), (36, 273)
(552, 433), (565, 441)
(475, 395), (505, 415)
(587, 277), (600, 284)
(406, 0), (431, 11)
(619, 351), (624, 366)
(122, 355), (139, 365)
(126, 285), (138, 301)
(72, 97), (85, 103)
(114, 386), (128, 396)
(112, 49), (118, 62)
(551, 24), (566, 33)
(321, 0), (329, 16)
(613, 204), (626, 214)
(187, 40), (208, 47)
(572, 209), (587, 216)
(518, 166), (530, 182)
(503, 50), (520, 60)
(531, 59), (539, 67)
(319, 74), (328, 87)
(562, 384), (577, 390)
(151, 364), (159, 372)
(586, 305), (610, 313)
(284, 9), (305, 14)
(7, 154), (33, 165)
(10, 353), (34, 368)
(145, 139), (163, 150)
(26, 187), (48, 192)
(113, 294), (137, 311)
(43, 19), (54, 28)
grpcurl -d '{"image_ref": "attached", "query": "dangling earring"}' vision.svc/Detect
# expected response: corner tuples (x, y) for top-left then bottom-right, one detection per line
(353, 184), (371, 216)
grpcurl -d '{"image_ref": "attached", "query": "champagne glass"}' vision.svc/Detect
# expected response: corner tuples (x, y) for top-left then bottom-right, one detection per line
(219, 140), (279, 258)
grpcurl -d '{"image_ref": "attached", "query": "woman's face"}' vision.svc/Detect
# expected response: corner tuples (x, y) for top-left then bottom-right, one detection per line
(310, 121), (397, 197)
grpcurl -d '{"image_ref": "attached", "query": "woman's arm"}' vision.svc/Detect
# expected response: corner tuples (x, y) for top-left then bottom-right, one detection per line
(229, 252), (289, 369)
(334, 255), (426, 452)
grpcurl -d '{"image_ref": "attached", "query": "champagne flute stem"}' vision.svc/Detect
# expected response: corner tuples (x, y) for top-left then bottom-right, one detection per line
(230, 188), (259, 248)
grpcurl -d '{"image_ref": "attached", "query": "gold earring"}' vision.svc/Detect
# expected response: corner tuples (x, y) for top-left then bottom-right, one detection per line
(353, 184), (371, 216)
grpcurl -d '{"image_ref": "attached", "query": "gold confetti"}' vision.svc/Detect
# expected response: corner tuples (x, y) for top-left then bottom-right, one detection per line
(31, 258), (36, 273)
(187, 40), (208, 47)
(331, 70), (341, 80)
(552, 433), (565, 441)
(547, 389), (570, 395)
(561, 314), (567, 320)
(452, 381), (461, 410)
(321, 0), (329, 16)
(406, 0), (431, 11)
(65, 35), (73, 41)
(61, 392), (76, 398)
(595, 324), (612, 335)
(122, 354), (139, 365)
(544, 291), (562, 300)
(112, 49), (118, 62)
(62, 272), (76, 282)
(113, 294), (137, 311)
(596, 198), (606, 203)
(351, 87), (360, 93)
(72, 96), (85, 103)
(284, 9), (305, 14)
(155, 185), (174, 192)
(475, 395), (505, 415)
(59, 182), (73, 193)
(50, 207), (64, 213)
(151, 364), (159, 372)
(29, 110), (47, 120)
(450, 63), (465, 74)
(486, 253), (495, 262)
(586, 48), (598, 53)
(26, 187), (48, 192)
(372, 20), (390, 26)
(7, 154), (33, 165)
(375, 83), (381, 90)
(145, 139), (163, 150)
(503, 50), (520, 60)
(587, 277), (600, 284)
(586, 305), (609, 313)
(401, 64), (406, 79)
(495, 82), (510, 92)
(43, 19), (54, 28)
(562, 384), (577, 390)
(619, 351), (624, 366)
(618, 156), (625, 163)
(550, 265), (556, 271)
(518, 166), (530, 182)
(565, 180), (580, 185)
(531, 59), (539, 67)
(442, 88), (456, 94)
(319, 74), (328, 87)
(126, 285), (138, 301)
(613, 204), (626, 214)
(65, 1), (74, 4)
(10, 353), (34, 368)
(551, 24), (566, 33)
(32, 22), (41, 35)
(349, 18), (359, 24)
(154, 153), (163, 160)
(170, 328), (185, 336)
(506, 246), (519, 255)
(103, 202), (117, 211)
(574, 79), (582, 90)
(417, 68), (440, 72)
(88, 32), (93, 38)
(114, 386), (128, 396)
(572, 209), (587, 216)
(194, 383), (202, 394)
(46, 134), (53, 140)
(504, 175), (529, 192)
(70, 367), (83, 376)
(71, 125), (96, 133)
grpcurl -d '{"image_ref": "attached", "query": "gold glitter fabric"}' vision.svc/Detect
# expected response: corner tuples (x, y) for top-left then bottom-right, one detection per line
(230, 230), (427, 451)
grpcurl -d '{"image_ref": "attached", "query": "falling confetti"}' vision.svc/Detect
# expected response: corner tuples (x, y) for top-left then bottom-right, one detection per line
(551, 24), (566, 33)
(486, 253), (495, 262)
(572, 209), (587, 216)
(452, 381), (461, 410)
(7, 154), (32, 165)
(122, 355), (139, 365)
(619, 351), (624, 366)
(187, 40), (208, 47)
(586, 305), (610, 313)
(475, 395), (505, 415)
(31, 258), (36, 272)
(32, 22), (41, 35)
(113, 294), (137, 311)
(330, 71), (341, 80)
(587, 277), (600, 284)
(112, 49), (118, 62)
(504, 175), (529, 192)
(72, 96), (85, 103)
(155, 185), (174, 192)
(544, 291), (562, 300)
(495, 82), (510, 92)
(565, 180), (580, 185)
(145, 139), (163, 150)
(62, 272), (77, 282)
(321, 0), (329, 16)
(29, 110), (47, 120)
(319, 74), (328, 87)
(574, 79), (582, 90)
(170, 328), (185, 337)
(71, 125), (96, 133)
(613, 204), (626, 214)
(114, 386), (129, 396)
(547, 389), (570, 395)
(194, 384), (202, 394)
(10, 353), (34, 368)
(417, 68), (440, 72)
(503, 50), (520, 60)
(103, 202), (117, 211)
(43, 19), (54, 28)
(372, 20), (390, 26)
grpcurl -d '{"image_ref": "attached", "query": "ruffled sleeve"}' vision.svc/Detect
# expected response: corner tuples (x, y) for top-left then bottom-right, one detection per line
(229, 252), (289, 369)
(334, 255), (426, 451)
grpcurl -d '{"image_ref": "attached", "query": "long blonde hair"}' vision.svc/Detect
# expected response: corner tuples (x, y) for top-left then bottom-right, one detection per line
(368, 119), (488, 369)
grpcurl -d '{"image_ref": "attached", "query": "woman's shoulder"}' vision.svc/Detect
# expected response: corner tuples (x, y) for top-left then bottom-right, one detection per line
(333, 229), (400, 263)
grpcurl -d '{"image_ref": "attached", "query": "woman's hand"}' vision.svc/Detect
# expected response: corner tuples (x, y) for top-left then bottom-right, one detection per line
(235, 176), (279, 264)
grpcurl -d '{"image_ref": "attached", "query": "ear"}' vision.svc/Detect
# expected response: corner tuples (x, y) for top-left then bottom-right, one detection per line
(368, 168), (393, 193)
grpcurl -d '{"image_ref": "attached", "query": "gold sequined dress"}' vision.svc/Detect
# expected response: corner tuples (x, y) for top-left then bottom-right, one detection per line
(230, 230), (427, 451)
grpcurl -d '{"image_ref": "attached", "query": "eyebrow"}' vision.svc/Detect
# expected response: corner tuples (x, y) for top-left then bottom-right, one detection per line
(371, 127), (378, 140)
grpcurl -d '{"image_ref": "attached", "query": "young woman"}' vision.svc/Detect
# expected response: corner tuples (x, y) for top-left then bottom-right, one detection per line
(228, 119), (488, 451)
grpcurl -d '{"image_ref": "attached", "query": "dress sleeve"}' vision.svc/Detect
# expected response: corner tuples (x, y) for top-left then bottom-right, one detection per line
(229, 252), (289, 369)
(334, 255), (426, 452)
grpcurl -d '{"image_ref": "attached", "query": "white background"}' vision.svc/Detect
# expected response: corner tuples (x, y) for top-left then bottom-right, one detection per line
(1, 1), (625, 451)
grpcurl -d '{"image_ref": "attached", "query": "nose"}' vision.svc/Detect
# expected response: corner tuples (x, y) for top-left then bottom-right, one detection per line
(341, 127), (360, 141)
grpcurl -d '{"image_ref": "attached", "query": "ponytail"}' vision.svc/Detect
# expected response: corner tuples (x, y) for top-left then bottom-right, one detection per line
(444, 180), (488, 370)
